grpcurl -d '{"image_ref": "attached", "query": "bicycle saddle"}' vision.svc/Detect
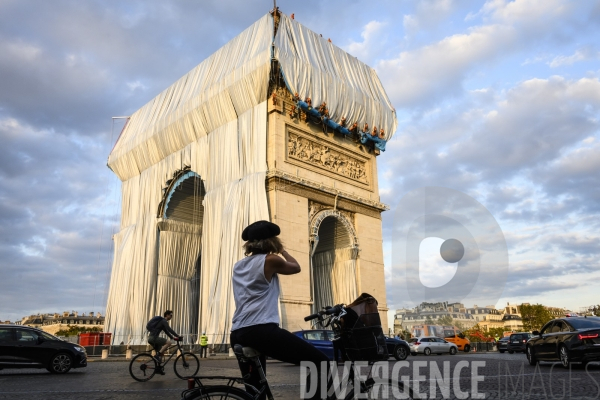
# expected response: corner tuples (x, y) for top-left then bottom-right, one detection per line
(233, 344), (261, 358)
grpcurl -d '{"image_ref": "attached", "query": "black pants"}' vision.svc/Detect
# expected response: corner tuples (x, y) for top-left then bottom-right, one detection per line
(230, 323), (331, 400)
(200, 346), (208, 358)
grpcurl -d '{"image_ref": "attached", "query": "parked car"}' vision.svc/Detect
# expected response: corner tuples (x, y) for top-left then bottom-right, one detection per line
(507, 332), (533, 354)
(412, 325), (471, 352)
(408, 336), (458, 356)
(526, 316), (600, 368)
(497, 336), (510, 353)
(292, 330), (410, 361)
(0, 325), (87, 373)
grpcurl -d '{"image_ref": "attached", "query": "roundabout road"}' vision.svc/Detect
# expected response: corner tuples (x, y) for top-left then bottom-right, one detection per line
(0, 354), (598, 399)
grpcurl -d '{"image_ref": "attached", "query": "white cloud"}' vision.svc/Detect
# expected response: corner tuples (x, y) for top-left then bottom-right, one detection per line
(345, 20), (387, 63)
(451, 76), (600, 173)
(549, 47), (599, 67)
(377, 0), (590, 109)
(378, 24), (517, 107)
(403, 0), (458, 36)
(482, 0), (571, 25)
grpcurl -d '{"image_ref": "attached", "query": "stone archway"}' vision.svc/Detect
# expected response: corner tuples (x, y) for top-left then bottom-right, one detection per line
(155, 167), (205, 338)
(309, 209), (359, 315)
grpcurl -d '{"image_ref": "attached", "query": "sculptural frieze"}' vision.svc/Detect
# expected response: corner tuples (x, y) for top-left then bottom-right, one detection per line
(287, 132), (368, 184)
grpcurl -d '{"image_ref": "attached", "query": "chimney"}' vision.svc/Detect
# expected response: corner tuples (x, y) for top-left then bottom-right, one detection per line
(90, 312), (94, 317)
(73, 311), (78, 318)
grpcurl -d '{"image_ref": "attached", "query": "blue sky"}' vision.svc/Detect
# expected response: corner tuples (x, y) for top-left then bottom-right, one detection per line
(0, 0), (599, 322)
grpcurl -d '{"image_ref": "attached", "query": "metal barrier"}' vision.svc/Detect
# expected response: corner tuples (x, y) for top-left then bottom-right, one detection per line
(472, 342), (496, 352)
(65, 334), (223, 357)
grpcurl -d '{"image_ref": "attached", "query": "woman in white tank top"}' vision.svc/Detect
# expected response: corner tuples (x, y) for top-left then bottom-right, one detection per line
(230, 220), (331, 400)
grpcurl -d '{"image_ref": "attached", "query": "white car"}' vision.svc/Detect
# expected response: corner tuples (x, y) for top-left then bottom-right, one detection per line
(408, 336), (458, 356)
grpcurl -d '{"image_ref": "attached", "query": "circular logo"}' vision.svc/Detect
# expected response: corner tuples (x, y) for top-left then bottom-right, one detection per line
(391, 187), (508, 306)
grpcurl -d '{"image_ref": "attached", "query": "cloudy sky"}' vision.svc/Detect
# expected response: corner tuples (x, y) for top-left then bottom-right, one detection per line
(1, 0), (599, 322)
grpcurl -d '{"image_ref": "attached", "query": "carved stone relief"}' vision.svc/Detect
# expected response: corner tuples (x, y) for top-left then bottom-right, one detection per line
(287, 131), (368, 184)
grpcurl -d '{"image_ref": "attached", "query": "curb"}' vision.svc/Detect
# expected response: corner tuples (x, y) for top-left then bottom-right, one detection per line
(88, 354), (236, 362)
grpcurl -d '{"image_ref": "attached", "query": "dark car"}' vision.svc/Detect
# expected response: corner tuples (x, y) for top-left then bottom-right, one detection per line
(507, 332), (533, 353)
(292, 330), (410, 361)
(0, 325), (87, 373)
(497, 336), (510, 353)
(526, 316), (600, 368)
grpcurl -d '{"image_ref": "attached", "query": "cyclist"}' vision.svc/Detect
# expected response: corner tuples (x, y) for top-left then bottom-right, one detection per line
(230, 220), (331, 400)
(147, 310), (180, 371)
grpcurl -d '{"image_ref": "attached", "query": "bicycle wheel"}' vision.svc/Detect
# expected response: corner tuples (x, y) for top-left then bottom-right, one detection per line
(174, 352), (200, 379)
(343, 378), (418, 399)
(129, 353), (158, 382)
(182, 385), (253, 400)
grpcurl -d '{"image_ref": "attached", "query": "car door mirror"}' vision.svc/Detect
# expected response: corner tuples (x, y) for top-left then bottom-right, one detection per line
(532, 331), (540, 336)
(37, 336), (45, 344)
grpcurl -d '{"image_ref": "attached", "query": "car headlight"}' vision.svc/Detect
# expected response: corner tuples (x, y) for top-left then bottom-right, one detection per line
(74, 346), (86, 353)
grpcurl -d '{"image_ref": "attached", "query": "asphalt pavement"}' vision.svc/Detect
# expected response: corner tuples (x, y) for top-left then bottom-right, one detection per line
(0, 353), (599, 399)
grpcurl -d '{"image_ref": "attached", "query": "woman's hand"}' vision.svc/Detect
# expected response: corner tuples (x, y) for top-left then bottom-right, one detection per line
(264, 250), (301, 281)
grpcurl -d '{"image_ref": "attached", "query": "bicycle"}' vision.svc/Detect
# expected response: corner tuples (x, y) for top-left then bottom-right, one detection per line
(129, 337), (200, 382)
(180, 304), (418, 399)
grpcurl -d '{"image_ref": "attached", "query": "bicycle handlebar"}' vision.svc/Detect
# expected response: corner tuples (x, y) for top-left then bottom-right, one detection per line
(304, 304), (344, 321)
(304, 311), (323, 321)
(325, 305), (343, 315)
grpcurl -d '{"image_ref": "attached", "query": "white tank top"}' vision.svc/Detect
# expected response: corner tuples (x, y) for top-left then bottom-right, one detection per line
(231, 254), (280, 331)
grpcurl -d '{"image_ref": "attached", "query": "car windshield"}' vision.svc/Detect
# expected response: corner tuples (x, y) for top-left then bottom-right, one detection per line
(567, 318), (600, 329)
(304, 331), (326, 341)
(500, 337), (509, 341)
(39, 331), (61, 341)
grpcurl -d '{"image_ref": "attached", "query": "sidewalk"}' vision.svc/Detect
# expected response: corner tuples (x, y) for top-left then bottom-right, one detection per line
(88, 353), (235, 362)
(89, 351), (501, 362)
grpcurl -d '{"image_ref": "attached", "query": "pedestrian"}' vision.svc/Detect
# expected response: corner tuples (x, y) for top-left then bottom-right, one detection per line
(200, 332), (208, 358)
(230, 220), (332, 400)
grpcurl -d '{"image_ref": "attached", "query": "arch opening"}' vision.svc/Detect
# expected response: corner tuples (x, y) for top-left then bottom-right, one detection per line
(156, 172), (205, 338)
(310, 213), (359, 318)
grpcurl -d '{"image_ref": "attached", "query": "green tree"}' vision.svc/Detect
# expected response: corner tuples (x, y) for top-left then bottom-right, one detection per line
(55, 325), (102, 337)
(519, 304), (553, 332)
(436, 314), (454, 326)
(424, 315), (434, 325)
(454, 321), (466, 332)
(487, 327), (507, 339)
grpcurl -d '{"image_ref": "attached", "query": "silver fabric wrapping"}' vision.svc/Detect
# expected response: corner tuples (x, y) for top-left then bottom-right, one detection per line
(105, 11), (396, 346)
(274, 13), (397, 141)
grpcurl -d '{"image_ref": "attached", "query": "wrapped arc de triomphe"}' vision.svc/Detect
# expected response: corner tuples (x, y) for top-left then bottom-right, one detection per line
(104, 11), (397, 346)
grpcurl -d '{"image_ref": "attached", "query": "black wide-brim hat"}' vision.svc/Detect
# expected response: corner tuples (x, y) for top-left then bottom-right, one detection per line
(242, 220), (280, 241)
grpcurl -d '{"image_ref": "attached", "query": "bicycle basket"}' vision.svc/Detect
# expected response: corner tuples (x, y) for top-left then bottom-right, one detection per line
(334, 294), (388, 361)
(338, 325), (389, 362)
